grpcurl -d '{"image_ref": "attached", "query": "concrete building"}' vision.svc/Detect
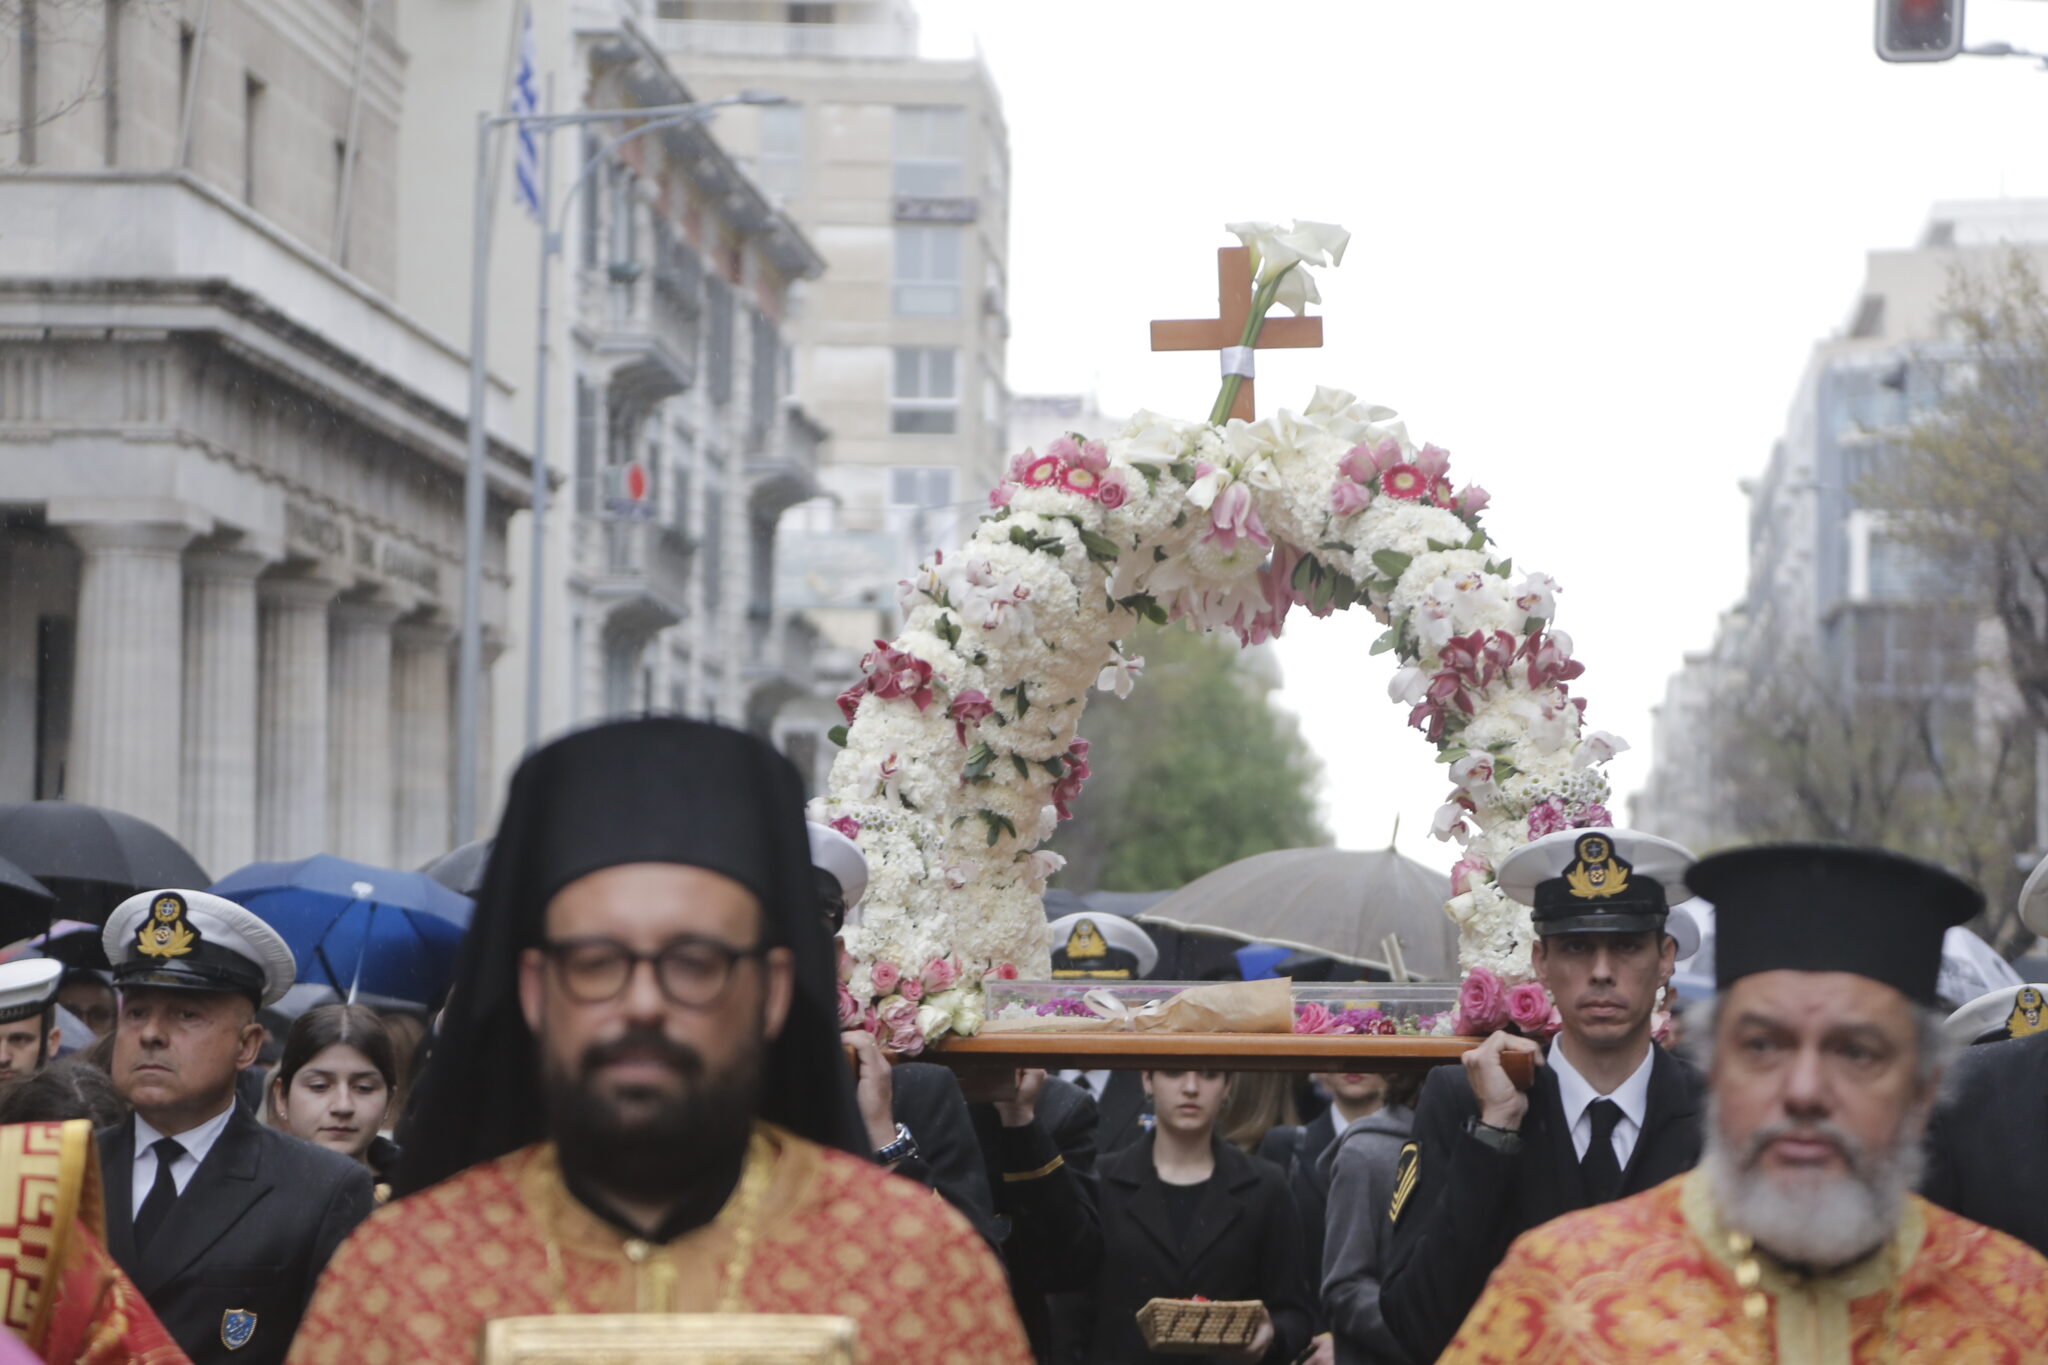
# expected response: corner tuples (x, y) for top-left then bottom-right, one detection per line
(654, 0), (1011, 783)
(0, 0), (529, 874)
(1634, 201), (2048, 849)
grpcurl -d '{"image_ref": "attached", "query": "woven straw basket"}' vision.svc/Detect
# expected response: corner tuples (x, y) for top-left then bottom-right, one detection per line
(1134, 1298), (1264, 1354)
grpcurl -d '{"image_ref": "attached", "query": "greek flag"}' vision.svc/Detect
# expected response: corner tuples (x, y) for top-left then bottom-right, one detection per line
(510, 3), (541, 221)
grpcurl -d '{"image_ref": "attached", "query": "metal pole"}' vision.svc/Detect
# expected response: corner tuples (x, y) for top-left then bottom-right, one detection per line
(175, 0), (213, 169)
(332, 0), (378, 265)
(524, 75), (555, 749)
(456, 110), (493, 845)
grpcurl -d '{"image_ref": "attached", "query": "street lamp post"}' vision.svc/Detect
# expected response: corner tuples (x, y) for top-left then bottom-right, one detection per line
(455, 90), (788, 844)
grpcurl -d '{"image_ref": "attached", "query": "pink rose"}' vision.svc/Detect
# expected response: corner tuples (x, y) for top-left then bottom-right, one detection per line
(984, 961), (1019, 981)
(1044, 435), (1083, 464)
(1449, 854), (1491, 897)
(860, 1006), (880, 1036)
(879, 997), (918, 1031)
(1540, 1005), (1563, 1041)
(1412, 443), (1452, 483)
(1076, 439), (1110, 473)
(923, 956), (960, 992)
(898, 977), (925, 1004)
(1506, 983), (1551, 1034)
(836, 940), (854, 983)
(1006, 450), (1036, 482)
(870, 960), (902, 995)
(1293, 1002), (1339, 1035)
(989, 484), (1014, 509)
(1455, 483), (1490, 513)
(1096, 469), (1130, 510)
(888, 1022), (926, 1058)
(1330, 479), (1372, 516)
(1455, 968), (1510, 1035)
(836, 981), (862, 1029)
(1651, 1009), (1673, 1049)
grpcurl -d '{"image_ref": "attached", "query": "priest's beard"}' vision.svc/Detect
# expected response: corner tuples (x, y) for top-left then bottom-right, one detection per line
(1702, 1097), (1923, 1272)
(542, 1022), (762, 1214)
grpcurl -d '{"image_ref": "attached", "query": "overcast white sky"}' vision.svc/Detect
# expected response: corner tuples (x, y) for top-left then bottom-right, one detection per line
(916, 0), (2048, 869)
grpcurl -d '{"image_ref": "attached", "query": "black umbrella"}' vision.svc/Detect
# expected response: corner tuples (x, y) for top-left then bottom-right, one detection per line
(419, 839), (492, 897)
(0, 853), (56, 946)
(0, 801), (209, 922)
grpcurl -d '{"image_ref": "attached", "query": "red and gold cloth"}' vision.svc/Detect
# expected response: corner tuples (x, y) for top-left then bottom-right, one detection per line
(1440, 1169), (2048, 1365)
(285, 1123), (1033, 1365)
(0, 1119), (187, 1365)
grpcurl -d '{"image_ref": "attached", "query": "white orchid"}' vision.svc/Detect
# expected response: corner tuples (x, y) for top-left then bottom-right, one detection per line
(1388, 664), (1429, 705)
(1573, 730), (1631, 770)
(1514, 572), (1561, 622)
(1024, 848), (1067, 887)
(1096, 651), (1146, 699)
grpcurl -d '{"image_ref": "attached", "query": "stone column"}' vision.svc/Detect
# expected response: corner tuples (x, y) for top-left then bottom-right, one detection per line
(257, 575), (340, 860)
(390, 621), (453, 869)
(180, 549), (268, 876)
(62, 520), (196, 832)
(328, 599), (402, 866)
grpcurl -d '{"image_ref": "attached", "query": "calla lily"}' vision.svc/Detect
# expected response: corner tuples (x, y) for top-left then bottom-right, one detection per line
(1277, 219), (1351, 269)
(1272, 263), (1321, 317)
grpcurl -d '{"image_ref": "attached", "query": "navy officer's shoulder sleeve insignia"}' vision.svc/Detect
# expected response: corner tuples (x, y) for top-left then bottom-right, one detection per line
(1389, 1140), (1420, 1225)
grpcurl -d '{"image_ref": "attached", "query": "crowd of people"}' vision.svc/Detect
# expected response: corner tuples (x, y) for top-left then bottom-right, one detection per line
(1, 715), (2047, 1364)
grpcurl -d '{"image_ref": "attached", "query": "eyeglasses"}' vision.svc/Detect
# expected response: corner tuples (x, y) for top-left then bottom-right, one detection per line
(539, 935), (768, 1008)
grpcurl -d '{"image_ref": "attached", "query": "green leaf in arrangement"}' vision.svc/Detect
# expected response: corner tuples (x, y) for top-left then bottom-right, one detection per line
(1523, 616), (1546, 637)
(827, 725), (849, 748)
(1291, 553), (1319, 595)
(1492, 558), (1512, 577)
(1137, 463), (1162, 490)
(1078, 528), (1122, 563)
(1172, 510), (1188, 529)
(934, 614), (961, 647)
(1426, 539), (1458, 553)
(1169, 460), (1198, 485)
(1008, 524), (1065, 556)
(1153, 546), (1168, 562)
(1369, 629), (1397, 656)
(963, 743), (995, 780)
(1371, 549), (1412, 579)
(1041, 754), (1064, 779)
(1437, 746), (1469, 764)
(1466, 529), (1487, 551)
(1011, 753), (1030, 779)
(979, 809), (1018, 847)
(1319, 540), (1356, 554)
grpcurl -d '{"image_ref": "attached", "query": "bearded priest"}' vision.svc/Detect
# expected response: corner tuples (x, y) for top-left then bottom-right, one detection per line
(285, 718), (1032, 1365)
(1438, 844), (2048, 1365)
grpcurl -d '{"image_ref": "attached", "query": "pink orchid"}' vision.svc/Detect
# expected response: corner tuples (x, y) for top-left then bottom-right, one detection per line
(1380, 464), (1427, 500)
(1449, 854), (1492, 897)
(1051, 738), (1092, 820)
(836, 981), (862, 1029)
(1506, 983), (1552, 1034)
(1439, 631), (1484, 677)
(1455, 483), (1491, 514)
(830, 815), (862, 841)
(1455, 968), (1510, 1035)
(1431, 796), (1474, 843)
(1523, 631), (1584, 692)
(1059, 463), (1102, 497)
(1207, 482), (1270, 550)
(1096, 469), (1131, 510)
(923, 955), (961, 992)
(835, 681), (865, 725)
(989, 484), (1014, 509)
(1412, 443), (1452, 483)
(870, 960), (903, 995)
(1330, 478), (1373, 516)
(1526, 799), (1568, 839)
(948, 689), (995, 746)
(1022, 454), (1062, 487)
(860, 640), (935, 711)
(1480, 630), (1519, 682)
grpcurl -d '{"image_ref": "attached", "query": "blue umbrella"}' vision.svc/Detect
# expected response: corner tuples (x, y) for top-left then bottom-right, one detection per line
(208, 855), (473, 1008)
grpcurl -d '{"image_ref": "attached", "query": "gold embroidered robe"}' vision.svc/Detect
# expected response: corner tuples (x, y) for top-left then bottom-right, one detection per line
(284, 1123), (1033, 1365)
(1438, 1170), (2048, 1365)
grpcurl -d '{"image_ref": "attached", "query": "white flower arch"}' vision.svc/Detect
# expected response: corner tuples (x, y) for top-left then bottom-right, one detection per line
(815, 391), (1627, 1053)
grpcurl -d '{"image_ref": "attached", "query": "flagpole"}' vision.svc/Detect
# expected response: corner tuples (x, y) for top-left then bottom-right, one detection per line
(525, 72), (554, 750)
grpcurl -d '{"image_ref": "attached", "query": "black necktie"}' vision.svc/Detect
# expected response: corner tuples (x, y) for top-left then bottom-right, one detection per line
(132, 1137), (186, 1252)
(1581, 1099), (1623, 1202)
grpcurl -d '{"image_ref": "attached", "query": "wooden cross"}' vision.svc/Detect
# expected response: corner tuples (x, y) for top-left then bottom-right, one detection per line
(1150, 246), (1324, 422)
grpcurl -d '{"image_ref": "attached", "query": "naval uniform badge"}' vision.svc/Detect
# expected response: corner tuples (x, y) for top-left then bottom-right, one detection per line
(1562, 833), (1632, 901)
(1389, 1141), (1420, 1225)
(221, 1309), (257, 1351)
(137, 893), (202, 960)
(2007, 986), (2047, 1039)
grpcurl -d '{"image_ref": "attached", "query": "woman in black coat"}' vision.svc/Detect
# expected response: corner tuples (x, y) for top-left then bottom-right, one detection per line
(1088, 1070), (1314, 1364)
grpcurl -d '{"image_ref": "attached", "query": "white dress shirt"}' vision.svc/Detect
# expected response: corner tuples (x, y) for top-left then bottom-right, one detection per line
(1546, 1039), (1654, 1169)
(131, 1102), (237, 1219)
(1057, 1068), (1112, 1099)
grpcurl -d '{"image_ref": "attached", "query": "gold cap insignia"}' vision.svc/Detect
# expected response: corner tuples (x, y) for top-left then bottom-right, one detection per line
(136, 893), (201, 961)
(1563, 833), (1633, 902)
(2007, 986), (2047, 1039)
(1064, 919), (1109, 961)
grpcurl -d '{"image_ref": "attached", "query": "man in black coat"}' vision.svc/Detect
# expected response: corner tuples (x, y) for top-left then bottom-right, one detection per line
(1923, 1019), (2048, 1257)
(95, 889), (374, 1365)
(1381, 829), (1707, 1363)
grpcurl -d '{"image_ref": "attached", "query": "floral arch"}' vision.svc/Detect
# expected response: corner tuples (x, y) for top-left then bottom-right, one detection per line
(814, 229), (1627, 1053)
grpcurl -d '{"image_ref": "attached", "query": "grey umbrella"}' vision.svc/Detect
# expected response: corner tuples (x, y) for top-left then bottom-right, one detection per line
(1136, 845), (1459, 980)
(420, 839), (492, 897)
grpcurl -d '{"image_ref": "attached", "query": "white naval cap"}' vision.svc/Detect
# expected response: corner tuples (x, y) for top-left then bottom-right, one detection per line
(806, 821), (869, 913)
(1047, 911), (1159, 980)
(2020, 855), (2048, 939)
(103, 889), (298, 1008)
(0, 959), (63, 1025)
(1665, 900), (1704, 963)
(1498, 827), (1696, 937)
(1944, 982), (2048, 1048)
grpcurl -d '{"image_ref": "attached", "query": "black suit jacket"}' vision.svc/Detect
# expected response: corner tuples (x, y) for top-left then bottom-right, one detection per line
(1381, 1044), (1705, 1364)
(972, 1077), (1104, 1363)
(1089, 1135), (1313, 1365)
(98, 1106), (375, 1365)
(890, 1061), (1002, 1247)
(1095, 1069), (1152, 1154)
(1256, 1104), (1338, 1313)
(1924, 1031), (2048, 1259)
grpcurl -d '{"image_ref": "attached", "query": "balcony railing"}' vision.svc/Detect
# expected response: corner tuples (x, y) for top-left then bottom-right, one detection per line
(655, 19), (919, 60)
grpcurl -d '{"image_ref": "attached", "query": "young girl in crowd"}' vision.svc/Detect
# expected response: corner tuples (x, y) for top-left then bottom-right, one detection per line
(267, 1004), (402, 1199)
(1090, 1070), (1314, 1364)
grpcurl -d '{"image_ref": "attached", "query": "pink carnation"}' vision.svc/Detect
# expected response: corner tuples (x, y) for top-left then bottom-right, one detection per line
(1506, 983), (1552, 1034)
(1526, 798), (1568, 839)
(1455, 967), (1510, 1035)
(1573, 803), (1614, 829)
(923, 955), (960, 992)
(869, 960), (902, 995)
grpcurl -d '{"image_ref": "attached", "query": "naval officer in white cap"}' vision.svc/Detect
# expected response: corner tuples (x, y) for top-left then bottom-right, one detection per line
(0, 958), (64, 1080)
(97, 889), (374, 1365)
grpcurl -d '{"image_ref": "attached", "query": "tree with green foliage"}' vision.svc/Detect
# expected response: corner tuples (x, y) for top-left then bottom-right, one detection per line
(1050, 623), (1329, 892)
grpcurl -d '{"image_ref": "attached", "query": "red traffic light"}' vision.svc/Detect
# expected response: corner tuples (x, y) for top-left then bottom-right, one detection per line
(1877, 0), (1963, 62)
